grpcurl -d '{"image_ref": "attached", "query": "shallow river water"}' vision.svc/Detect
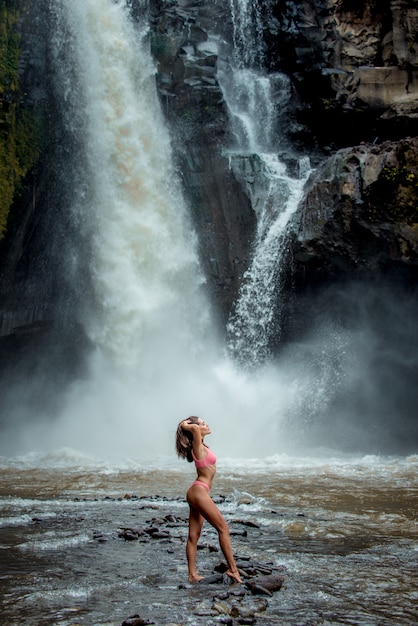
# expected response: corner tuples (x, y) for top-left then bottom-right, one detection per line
(0, 451), (417, 626)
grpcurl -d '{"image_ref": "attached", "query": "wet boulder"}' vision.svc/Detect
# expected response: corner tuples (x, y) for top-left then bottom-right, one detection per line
(121, 615), (154, 626)
(245, 573), (284, 596)
(285, 137), (418, 289)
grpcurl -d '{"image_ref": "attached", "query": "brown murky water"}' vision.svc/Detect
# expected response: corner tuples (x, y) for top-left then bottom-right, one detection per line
(0, 454), (417, 625)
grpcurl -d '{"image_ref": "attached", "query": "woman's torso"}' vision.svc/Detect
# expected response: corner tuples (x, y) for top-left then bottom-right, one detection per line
(192, 446), (216, 489)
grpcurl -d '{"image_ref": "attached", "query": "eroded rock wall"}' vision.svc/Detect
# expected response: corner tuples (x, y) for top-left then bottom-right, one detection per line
(286, 136), (418, 289)
(148, 0), (418, 329)
(149, 0), (256, 318)
(267, 0), (418, 149)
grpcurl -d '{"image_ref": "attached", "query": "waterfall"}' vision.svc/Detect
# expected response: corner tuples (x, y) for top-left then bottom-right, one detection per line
(224, 152), (310, 365)
(37, 0), (228, 458)
(49, 0), (208, 367)
(219, 2), (311, 366)
(228, 0), (265, 68)
(36, 0), (293, 461)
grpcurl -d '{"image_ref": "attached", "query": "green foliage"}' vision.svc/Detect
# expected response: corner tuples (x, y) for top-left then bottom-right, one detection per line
(0, 1), (44, 240)
(0, 2), (19, 93)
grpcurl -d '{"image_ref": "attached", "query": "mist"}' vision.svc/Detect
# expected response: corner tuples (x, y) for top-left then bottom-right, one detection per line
(1, 276), (417, 462)
(275, 279), (418, 455)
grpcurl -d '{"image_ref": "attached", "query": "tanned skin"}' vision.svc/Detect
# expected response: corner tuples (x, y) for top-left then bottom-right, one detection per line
(180, 418), (242, 584)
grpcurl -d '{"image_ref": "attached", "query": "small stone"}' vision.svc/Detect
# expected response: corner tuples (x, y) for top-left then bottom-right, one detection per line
(212, 601), (232, 615)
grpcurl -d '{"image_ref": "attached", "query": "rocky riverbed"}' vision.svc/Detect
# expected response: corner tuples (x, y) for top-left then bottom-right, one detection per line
(1, 455), (417, 625)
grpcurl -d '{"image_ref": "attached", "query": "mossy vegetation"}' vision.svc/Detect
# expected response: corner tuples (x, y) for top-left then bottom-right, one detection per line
(0, 0), (44, 240)
(382, 166), (418, 188)
(368, 165), (418, 224)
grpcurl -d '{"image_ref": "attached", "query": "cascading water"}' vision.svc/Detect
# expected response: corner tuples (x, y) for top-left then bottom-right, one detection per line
(228, 0), (265, 68)
(31, 0), (229, 458)
(14, 0), (289, 460)
(218, 1), (311, 366)
(49, 0), (207, 367)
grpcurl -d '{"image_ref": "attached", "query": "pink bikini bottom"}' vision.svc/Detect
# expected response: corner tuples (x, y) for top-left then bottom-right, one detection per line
(190, 479), (210, 492)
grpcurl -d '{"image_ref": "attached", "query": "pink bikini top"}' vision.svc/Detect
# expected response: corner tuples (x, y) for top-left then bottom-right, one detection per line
(192, 446), (217, 468)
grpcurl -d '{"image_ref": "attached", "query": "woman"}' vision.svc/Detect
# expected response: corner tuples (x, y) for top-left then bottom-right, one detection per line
(175, 416), (242, 584)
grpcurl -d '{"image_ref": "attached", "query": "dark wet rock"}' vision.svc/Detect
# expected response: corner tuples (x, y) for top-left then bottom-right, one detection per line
(119, 530), (139, 541)
(227, 588), (247, 598)
(198, 573), (224, 584)
(121, 615), (154, 626)
(194, 600), (218, 616)
(230, 529), (248, 537)
(231, 605), (255, 619)
(250, 565), (274, 576)
(234, 565), (258, 578)
(267, 0), (418, 148)
(235, 560), (277, 578)
(144, 526), (161, 535)
(214, 561), (228, 574)
(245, 573), (284, 596)
(212, 599), (233, 615)
(118, 528), (144, 541)
(150, 531), (171, 539)
(249, 597), (269, 613)
(231, 519), (261, 529)
(208, 543), (219, 552)
(285, 137), (418, 290)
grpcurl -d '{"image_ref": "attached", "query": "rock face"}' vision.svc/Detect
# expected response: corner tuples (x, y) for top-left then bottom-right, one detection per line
(285, 137), (418, 290)
(0, 0), (417, 354)
(149, 0), (257, 317)
(267, 0), (418, 148)
(148, 0), (418, 325)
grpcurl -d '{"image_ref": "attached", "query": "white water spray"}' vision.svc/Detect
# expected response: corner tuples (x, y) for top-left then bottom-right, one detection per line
(34, 0), (225, 458)
(218, 6), (311, 365)
(228, 0), (265, 68)
(52, 0), (207, 366)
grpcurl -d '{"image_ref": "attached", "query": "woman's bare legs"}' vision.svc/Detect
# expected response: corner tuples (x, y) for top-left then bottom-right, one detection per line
(186, 485), (242, 583)
(186, 504), (204, 582)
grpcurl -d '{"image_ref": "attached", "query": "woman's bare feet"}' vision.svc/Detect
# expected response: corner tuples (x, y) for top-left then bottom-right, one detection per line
(226, 569), (242, 584)
(188, 574), (204, 583)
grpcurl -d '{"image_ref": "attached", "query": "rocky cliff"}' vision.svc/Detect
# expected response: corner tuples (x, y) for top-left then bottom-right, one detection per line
(148, 0), (418, 328)
(267, 0), (418, 148)
(286, 136), (418, 289)
(0, 0), (417, 354)
(149, 0), (257, 317)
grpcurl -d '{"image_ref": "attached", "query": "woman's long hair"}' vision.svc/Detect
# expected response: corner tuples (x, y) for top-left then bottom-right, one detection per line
(175, 416), (200, 462)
